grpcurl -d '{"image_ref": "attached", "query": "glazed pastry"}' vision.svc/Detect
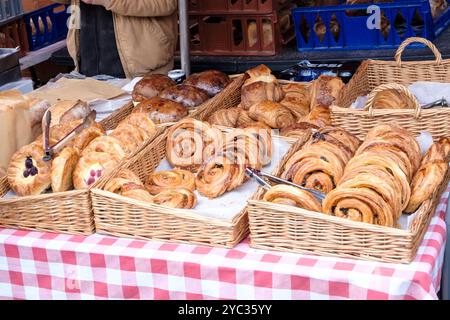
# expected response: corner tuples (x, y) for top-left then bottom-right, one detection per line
(121, 113), (157, 138)
(248, 101), (295, 129)
(133, 97), (188, 125)
(309, 75), (344, 108)
(132, 74), (176, 102)
(152, 188), (197, 209)
(280, 83), (311, 120)
(68, 122), (105, 152)
(121, 183), (154, 203)
(263, 184), (322, 212)
(280, 122), (319, 140)
(208, 107), (241, 128)
(110, 123), (146, 155)
(241, 64), (284, 110)
(166, 119), (224, 172)
(51, 147), (80, 193)
(372, 89), (416, 109)
(81, 136), (126, 162)
(7, 143), (52, 196)
(184, 70), (231, 97)
(105, 169), (144, 195)
(73, 152), (120, 189)
(160, 84), (209, 109)
(146, 169), (196, 195)
(46, 100), (91, 127)
(196, 152), (246, 199)
(300, 105), (331, 128)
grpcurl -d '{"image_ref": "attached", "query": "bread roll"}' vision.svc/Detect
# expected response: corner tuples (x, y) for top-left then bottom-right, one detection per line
(133, 97), (188, 124)
(132, 74), (176, 102)
(160, 85), (209, 109)
(184, 70), (231, 97)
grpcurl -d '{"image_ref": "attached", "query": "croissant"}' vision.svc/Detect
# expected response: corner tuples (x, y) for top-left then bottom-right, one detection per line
(263, 184), (322, 212)
(152, 188), (197, 209)
(196, 152), (246, 199)
(236, 108), (256, 128)
(248, 101), (295, 129)
(146, 169), (196, 195)
(309, 75), (344, 108)
(166, 119), (224, 172)
(241, 65), (284, 110)
(300, 105), (331, 128)
(280, 83), (311, 120)
(372, 89), (416, 109)
(280, 122), (319, 140)
(208, 107), (241, 127)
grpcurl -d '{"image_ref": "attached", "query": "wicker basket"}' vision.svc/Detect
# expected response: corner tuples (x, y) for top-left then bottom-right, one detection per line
(92, 126), (293, 247)
(0, 103), (165, 235)
(247, 136), (450, 264)
(333, 37), (450, 140)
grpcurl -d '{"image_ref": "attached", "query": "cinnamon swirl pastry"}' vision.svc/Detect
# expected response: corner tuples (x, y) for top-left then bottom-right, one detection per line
(146, 169), (196, 195)
(166, 119), (224, 172)
(152, 188), (197, 209)
(121, 183), (154, 203)
(263, 184), (322, 212)
(241, 64), (284, 110)
(160, 85), (209, 109)
(73, 152), (120, 190)
(309, 75), (344, 108)
(7, 143), (52, 196)
(372, 89), (416, 109)
(248, 101), (295, 129)
(208, 107), (241, 128)
(133, 97), (188, 125)
(51, 147), (80, 193)
(105, 169), (144, 195)
(196, 152), (246, 199)
(184, 70), (231, 97)
(280, 83), (311, 120)
(132, 74), (176, 102)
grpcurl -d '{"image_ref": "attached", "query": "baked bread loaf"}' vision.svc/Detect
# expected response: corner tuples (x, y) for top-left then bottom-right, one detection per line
(132, 74), (176, 102)
(248, 101), (295, 129)
(133, 97), (188, 124)
(280, 83), (311, 120)
(7, 143), (52, 196)
(241, 64), (284, 110)
(184, 70), (231, 97)
(309, 75), (344, 108)
(160, 85), (209, 109)
(51, 147), (80, 193)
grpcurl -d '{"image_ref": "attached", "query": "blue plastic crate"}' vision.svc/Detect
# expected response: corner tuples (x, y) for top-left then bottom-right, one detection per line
(24, 3), (69, 51)
(293, 0), (450, 51)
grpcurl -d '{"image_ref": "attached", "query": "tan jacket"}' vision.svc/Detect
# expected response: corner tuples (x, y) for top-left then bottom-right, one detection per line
(53, 0), (178, 78)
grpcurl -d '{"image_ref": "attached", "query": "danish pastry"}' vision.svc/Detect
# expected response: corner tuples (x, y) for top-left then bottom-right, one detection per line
(146, 169), (196, 195)
(263, 184), (322, 212)
(105, 169), (144, 195)
(110, 124), (146, 155)
(152, 188), (197, 209)
(121, 113), (156, 138)
(51, 147), (80, 193)
(184, 70), (231, 97)
(132, 74), (176, 102)
(133, 97), (188, 124)
(73, 152), (120, 189)
(81, 136), (126, 162)
(121, 183), (154, 203)
(160, 85), (209, 109)
(7, 143), (52, 196)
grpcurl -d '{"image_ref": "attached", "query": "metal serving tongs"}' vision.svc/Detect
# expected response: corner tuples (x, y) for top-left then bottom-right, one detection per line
(245, 167), (326, 202)
(42, 109), (97, 161)
(421, 97), (449, 109)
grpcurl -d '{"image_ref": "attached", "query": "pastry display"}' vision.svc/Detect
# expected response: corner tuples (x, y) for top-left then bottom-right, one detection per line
(184, 70), (231, 97)
(241, 64), (284, 110)
(132, 74), (176, 102)
(51, 147), (80, 193)
(371, 89), (416, 109)
(281, 127), (360, 194)
(133, 97), (188, 124)
(160, 84), (209, 109)
(263, 184), (322, 212)
(323, 124), (420, 227)
(166, 119), (224, 172)
(248, 101), (295, 129)
(280, 83), (311, 120)
(309, 75), (344, 108)
(152, 188), (197, 209)
(7, 144), (52, 196)
(146, 169), (196, 195)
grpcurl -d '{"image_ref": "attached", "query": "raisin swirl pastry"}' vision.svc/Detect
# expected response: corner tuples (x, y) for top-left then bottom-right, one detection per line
(196, 152), (246, 199)
(132, 74), (176, 102)
(7, 143), (52, 196)
(152, 188), (197, 209)
(160, 84), (209, 109)
(166, 119), (224, 172)
(263, 184), (322, 212)
(145, 169), (196, 195)
(248, 101), (295, 129)
(184, 70), (231, 97)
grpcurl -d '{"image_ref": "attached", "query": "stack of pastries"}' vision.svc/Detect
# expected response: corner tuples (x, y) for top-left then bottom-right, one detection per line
(207, 64), (343, 139)
(7, 101), (156, 197)
(132, 70), (231, 125)
(105, 118), (273, 207)
(263, 124), (450, 228)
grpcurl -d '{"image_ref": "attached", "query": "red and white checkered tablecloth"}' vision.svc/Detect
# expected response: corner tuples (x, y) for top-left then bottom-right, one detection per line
(0, 186), (448, 300)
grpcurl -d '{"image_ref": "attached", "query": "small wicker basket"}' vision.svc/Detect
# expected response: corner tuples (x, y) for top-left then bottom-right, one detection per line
(333, 37), (450, 140)
(247, 137), (450, 263)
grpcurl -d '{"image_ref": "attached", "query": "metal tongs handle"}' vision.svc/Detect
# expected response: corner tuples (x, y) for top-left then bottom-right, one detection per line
(421, 97), (449, 109)
(245, 167), (326, 202)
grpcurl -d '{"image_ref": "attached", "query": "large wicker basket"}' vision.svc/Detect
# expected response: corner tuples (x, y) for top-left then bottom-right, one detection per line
(0, 103), (164, 235)
(92, 126), (293, 247)
(333, 37), (450, 140)
(247, 135), (450, 264)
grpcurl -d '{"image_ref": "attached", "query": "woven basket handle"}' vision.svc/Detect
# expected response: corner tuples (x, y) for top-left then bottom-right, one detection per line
(365, 83), (421, 118)
(395, 37), (442, 66)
